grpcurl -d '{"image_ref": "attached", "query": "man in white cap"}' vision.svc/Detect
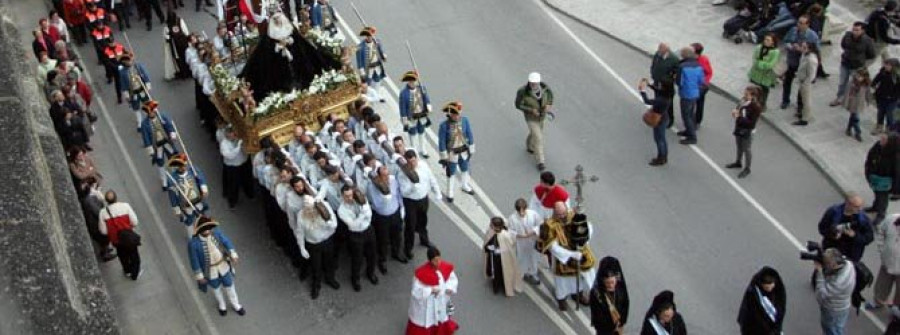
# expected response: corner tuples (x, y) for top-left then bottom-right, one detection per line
(515, 72), (554, 171)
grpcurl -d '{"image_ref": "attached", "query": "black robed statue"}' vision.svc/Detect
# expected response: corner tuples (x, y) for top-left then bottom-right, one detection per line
(240, 3), (341, 102)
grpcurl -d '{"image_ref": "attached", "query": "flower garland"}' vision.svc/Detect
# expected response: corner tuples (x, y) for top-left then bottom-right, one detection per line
(210, 64), (241, 94)
(305, 27), (344, 58)
(252, 69), (352, 118)
(306, 69), (349, 95)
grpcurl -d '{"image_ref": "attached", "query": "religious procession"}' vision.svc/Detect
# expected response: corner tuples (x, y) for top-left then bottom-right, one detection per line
(29, 0), (893, 334)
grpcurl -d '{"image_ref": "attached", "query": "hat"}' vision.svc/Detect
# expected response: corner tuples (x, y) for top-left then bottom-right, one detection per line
(168, 153), (188, 167)
(442, 101), (462, 114)
(572, 213), (587, 224)
(193, 216), (219, 236)
(401, 71), (418, 82)
(359, 26), (376, 37)
(528, 72), (541, 83)
(142, 100), (159, 112)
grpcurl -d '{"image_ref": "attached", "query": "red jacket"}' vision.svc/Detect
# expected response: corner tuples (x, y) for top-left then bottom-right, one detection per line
(41, 26), (61, 48)
(63, 0), (86, 25)
(533, 184), (569, 209)
(697, 55), (713, 85)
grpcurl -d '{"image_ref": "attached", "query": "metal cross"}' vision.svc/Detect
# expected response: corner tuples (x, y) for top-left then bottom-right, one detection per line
(558, 165), (598, 214)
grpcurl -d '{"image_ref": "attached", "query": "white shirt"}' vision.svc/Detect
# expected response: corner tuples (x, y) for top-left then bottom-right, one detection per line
(338, 200), (373, 232)
(196, 234), (237, 280)
(219, 138), (248, 167)
(398, 163), (441, 201)
(316, 178), (344, 210)
(296, 201), (338, 245)
(507, 209), (542, 240)
(285, 191), (304, 230)
(97, 202), (139, 236)
(275, 182), (292, 210)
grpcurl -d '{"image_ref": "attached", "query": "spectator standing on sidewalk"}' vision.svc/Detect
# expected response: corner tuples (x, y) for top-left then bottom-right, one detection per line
(842, 68), (873, 142)
(675, 47), (705, 145)
(650, 43), (679, 128)
(872, 58), (900, 134)
(793, 41), (819, 126)
(691, 43), (713, 127)
(865, 0), (900, 63)
(726, 86), (762, 179)
(98, 190), (142, 280)
(869, 214), (900, 310)
(865, 134), (898, 224)
(830, 22), (876, 108)
(780, 15), (819, 111)
(749, 33), (780, 111)
(807, 3), (831, 80)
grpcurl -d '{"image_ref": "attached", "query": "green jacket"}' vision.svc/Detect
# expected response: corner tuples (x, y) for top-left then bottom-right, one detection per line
(748, 45), (781, 87)
(651, 52), (680, 85)
(515, 83), (554, 121)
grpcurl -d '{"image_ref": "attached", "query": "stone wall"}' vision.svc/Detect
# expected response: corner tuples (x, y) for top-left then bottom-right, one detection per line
(0, 2), (119, 334)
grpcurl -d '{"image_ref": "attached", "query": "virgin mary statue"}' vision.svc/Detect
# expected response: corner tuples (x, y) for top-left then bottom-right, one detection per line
(240, 1), (341, 101)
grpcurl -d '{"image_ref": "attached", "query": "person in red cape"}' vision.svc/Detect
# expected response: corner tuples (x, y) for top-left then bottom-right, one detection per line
(530, 171), (570, 219)
(407, 247), (459, 335)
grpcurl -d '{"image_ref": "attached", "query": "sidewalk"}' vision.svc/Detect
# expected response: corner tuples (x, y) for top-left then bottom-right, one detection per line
(542, 0), (893, 199)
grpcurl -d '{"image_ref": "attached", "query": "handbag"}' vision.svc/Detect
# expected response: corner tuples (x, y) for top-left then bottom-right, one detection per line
(869, 174), (893, 192)
(642, 109), (662, 127)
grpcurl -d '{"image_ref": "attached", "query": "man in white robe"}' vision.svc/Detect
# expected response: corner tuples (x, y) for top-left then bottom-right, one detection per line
(406, 247), (459, 335)
(508, 198), (543, 286)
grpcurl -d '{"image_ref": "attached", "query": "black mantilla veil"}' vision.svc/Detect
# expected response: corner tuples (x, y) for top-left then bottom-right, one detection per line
(590, 256), (630, 333)
(737, 266), (786, 334)
(239, 10), (342, 102)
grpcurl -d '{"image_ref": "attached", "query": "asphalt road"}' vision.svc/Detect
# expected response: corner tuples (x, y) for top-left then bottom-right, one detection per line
(16, 0), (889, 333)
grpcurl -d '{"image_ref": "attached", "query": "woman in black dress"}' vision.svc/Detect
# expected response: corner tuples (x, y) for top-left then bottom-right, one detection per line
(589, 257), (629, 335)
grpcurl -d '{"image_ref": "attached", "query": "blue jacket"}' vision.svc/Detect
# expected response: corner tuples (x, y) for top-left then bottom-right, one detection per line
(782, 27), (820, 66)
(438, 116), (474, 155)
(117, 62), (150, 94)
(311, 3), (337, 28)
(356, 39), (386, 81)
(817, 203), (874, 262)
(140, 112), (176, 150)
(188, 228), (236, 281)
(398, 85), (431, 120)
(166, 168), (208, 215)
(677, 59), (705, 100)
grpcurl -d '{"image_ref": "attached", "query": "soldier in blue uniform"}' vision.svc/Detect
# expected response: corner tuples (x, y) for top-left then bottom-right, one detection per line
(188, 216), (246, 317)
(117, 53), (152, 130)
(437, 101), (475, 203)
(139, 100), (179, 189)
(356, 26), (386, 103)
(398, 70), (432, 159)
(166, 153), (210, 238)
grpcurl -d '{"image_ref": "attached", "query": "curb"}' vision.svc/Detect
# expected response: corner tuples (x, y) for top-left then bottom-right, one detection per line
(540, 0), (854, 195)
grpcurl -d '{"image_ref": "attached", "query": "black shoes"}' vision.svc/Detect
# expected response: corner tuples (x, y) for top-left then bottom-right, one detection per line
(218, 309), (227, 316)
(557, 299), (568, 311)
(352, 280), (361, 292)
(679, 138), (697, 145)
(676, 130), (688, 137)
(725, 162), (742, 169)
(404, 250), (414, 260)
(378, 262), (388, 274)
(235, 308), (246, 316)
(537, 163), (545, 171)
(792, 120), (808, 126)
(324, 279), (340, 290)
(737, 169), (751, 179)
(367, 273), (379, 285)
(310, 286), (320, 300)
(392, 254), (408, 264)
(649, 157), (667, 166)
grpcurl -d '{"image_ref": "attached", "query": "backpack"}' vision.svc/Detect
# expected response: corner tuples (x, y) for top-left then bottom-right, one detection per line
(866, 11), (882, 40)
(852, 261), (875, 314)
(104, 206), (132, 245)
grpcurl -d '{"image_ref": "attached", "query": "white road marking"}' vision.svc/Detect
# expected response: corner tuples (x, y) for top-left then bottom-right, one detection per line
(72, 45), (221, 335)
(335, 10), (589, 334)
(533, 0), (888, 331)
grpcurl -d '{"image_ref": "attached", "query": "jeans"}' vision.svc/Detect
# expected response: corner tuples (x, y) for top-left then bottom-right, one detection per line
(680, 98), (697, 140)
(756, 3), (796, 36)
(735, 134), (753, 168)
(877, 99), (898, 126)
(653, 114), (668, 158)
(847, 113), (861, 136)
(782, 63), (799, 106)
(836, 64), (854, 100)
(820, 306), (849, 335)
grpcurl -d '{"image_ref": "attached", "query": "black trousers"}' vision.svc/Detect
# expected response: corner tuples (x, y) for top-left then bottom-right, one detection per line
(347, 226), (377, 282)
(781, 64), (799, 106)
(137, 0), (164, 28)
(195, 0), (212, 11)
(372, 210), (403, 263)
(222, 160), (254, 207)
(109, 2), (131, 30)
(695, 86), (709, 125)
(403, 197), (430, 254)
(306, 236), (336, 288)
(116, 244), (141, 279)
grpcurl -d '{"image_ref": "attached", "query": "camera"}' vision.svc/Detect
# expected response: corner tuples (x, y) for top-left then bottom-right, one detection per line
(800, 241), (823, 263)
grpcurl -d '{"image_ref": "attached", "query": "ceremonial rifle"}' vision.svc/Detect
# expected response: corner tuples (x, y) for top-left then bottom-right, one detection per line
(123, 32), (201, 178)
(404, 40), (431, 109)
(349, 2), (367, 27)
(163, 168), (201, 215)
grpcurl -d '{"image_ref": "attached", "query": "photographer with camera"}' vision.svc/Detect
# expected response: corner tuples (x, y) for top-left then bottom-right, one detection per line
(814, 248), (856, 335)
(817, 193), (875, 263)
